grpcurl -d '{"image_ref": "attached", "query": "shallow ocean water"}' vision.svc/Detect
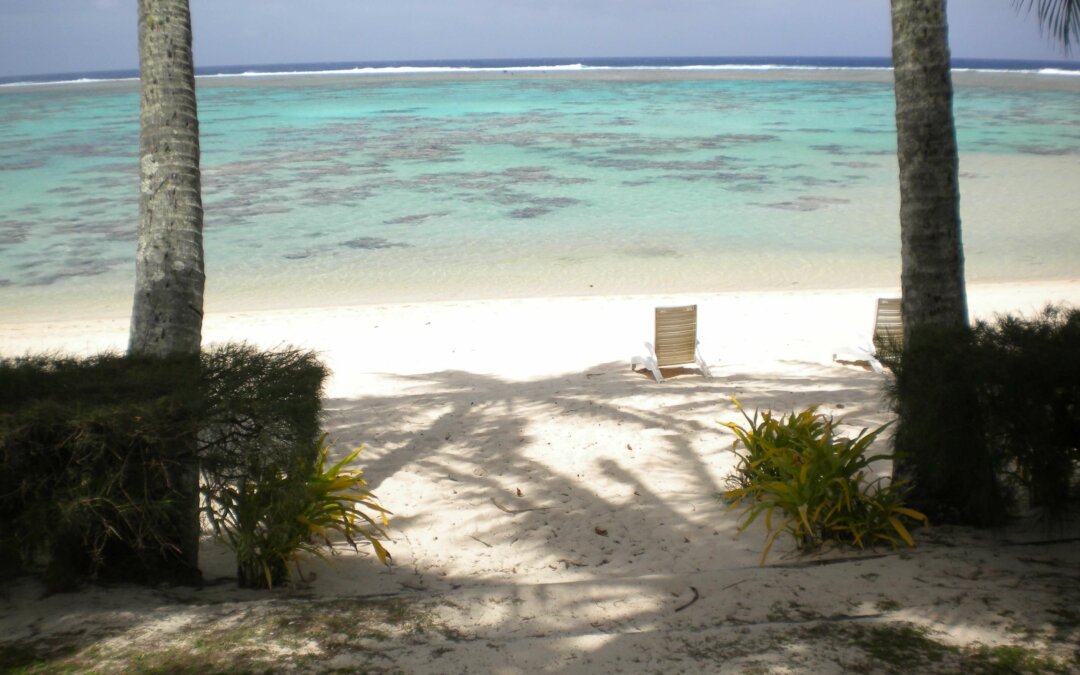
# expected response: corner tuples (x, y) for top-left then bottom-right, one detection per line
(1, 70), (1078, 320)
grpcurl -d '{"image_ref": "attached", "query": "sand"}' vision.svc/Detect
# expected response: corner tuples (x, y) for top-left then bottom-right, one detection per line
(2, 280), (1079, 672)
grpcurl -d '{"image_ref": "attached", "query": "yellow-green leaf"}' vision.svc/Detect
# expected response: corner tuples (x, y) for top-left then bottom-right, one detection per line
(888, 516), (915, 547)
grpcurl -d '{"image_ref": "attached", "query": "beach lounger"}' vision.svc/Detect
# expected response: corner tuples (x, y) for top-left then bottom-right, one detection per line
(871, 297), (903, 353)
(832, 297), (902, 374)
(631, 304), (711, 383)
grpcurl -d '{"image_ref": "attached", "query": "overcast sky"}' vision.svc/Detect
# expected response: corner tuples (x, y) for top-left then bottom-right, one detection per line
(1, 0), (1077, 78)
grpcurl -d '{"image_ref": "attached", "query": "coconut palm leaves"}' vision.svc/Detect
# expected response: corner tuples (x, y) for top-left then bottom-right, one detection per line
(1014, 0), (1080, 51)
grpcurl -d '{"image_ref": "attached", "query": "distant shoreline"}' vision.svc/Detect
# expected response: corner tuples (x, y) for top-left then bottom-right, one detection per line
(4, 54), (1079, 89)
(7, 67), (1079, 97)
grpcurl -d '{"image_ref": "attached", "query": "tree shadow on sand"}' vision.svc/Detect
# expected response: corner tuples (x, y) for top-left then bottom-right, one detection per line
(6, 360), (1076, 671)
(320, 359), (890, 581)
(305, 361), (1077, 671)
(289, 361), (910, 664)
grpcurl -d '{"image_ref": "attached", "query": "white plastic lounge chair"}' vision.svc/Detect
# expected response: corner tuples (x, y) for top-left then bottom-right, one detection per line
(832, 297), (902, 374)
(631, 304), (711, 383)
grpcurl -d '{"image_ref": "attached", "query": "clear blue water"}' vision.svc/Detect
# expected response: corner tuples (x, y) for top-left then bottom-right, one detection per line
(1, 58), (1078, 320)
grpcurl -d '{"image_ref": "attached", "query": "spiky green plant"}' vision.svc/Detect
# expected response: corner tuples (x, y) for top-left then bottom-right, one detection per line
(205, 434), (390, 588)
(720, 399), (926, 563)
(296, 437), (392, 567)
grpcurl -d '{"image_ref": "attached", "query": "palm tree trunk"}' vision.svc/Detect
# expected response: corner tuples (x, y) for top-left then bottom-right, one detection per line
(887, 0), (1009, 526)
(890, 0), (969, 337)
(130, 0), (205, 357)
(130, 0), (204, 575)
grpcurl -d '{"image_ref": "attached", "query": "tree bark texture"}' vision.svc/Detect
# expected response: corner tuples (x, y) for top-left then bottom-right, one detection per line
(130, 0), (204, 575)
(890, 0), (969, 341)
(130, 0), (205, 357)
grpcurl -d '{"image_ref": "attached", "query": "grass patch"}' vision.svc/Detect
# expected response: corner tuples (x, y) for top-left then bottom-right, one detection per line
(798, 621), (1075, 674)
(852, 624), (952, 668)
(968, 644), (1074, 674)
(0, 594), (456, 674)
(0, 642), (77, 674)
(875, 598), (901, 612)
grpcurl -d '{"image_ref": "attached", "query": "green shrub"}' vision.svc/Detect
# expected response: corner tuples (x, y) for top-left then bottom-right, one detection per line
(196, 344), (385, 588)
(886, 323), (1008, 527)
(973, 305), (1080, 520)
(1, 345), (390, 591)
(720, 400), (926, 564)
(886, 305), (1079, 526)
(205, 435), (391, 589)
(299, 439), (391, 567)
(199, 343), (326, 481)
(0, 353), (202, 590)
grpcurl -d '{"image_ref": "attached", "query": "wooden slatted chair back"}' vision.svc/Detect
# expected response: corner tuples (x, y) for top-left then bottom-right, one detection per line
(872, 298), (903, 351)
(654, 305), (699, 367)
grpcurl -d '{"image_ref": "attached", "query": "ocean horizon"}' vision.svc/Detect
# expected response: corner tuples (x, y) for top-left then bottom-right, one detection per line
(3, 55), (1080, 87)
(1, 58), (1078, 322)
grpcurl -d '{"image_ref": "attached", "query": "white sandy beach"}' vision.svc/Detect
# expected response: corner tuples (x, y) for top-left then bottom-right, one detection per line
(5, 281), (1079, 395)
(2, 281), (1079, 671)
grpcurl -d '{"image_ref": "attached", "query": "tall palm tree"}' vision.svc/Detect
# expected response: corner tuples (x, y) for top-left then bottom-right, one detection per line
(886, 0), (980, 519)
(129, 0), (205, 357)
(889, 0), (1080, 341)
(129, 0), (204, 573)
(888, 0), (1080, 523)
(890, 0), (968, 342)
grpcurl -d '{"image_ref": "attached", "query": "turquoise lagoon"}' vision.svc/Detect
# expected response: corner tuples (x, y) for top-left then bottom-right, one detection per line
(1, 70), (1078, 320)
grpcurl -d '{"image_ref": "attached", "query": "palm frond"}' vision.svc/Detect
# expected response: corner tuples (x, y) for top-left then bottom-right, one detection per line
(1014, 0), (1080, 52)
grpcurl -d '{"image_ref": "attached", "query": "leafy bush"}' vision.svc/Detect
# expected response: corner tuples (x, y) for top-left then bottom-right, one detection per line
(199, 344), (326, 486)
(0, 353), (202, 590)
(886, 305), (1079, 525)
(720, 400), (926, 563)
(197, 345), (391, 588)
(196, 344), (326, 587)
(973, 306), (1080, 519)
(299, 439), (391, 567)
(205, 435), (391, 588)
(1, 345), (391, 591)
(886, 323), (1007, 527)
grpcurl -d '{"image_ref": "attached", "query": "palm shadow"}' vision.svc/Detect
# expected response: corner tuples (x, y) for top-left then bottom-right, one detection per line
(304, 359), (895, 642)
(12, 358), (1071, 670)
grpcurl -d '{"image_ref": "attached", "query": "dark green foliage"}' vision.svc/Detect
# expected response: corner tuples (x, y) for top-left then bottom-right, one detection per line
(974, 306), (1080, 519)
(886, 305), (1080, 526)
(0, 353), (202, 590)
(886, 323), (1008, 527)
(196, 344), (328, 587)
(199, 344), (326, 482)
(0, 345), (328, 591)
(206, 436), (391, 589)
(0, 352), (201, 408)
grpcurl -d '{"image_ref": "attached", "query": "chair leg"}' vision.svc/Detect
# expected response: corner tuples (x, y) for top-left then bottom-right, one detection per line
(631, 355), (663, 382)
(649, 363), (663, 383)
(632, 343), (664, 382)
(696, 345), (712, 378)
